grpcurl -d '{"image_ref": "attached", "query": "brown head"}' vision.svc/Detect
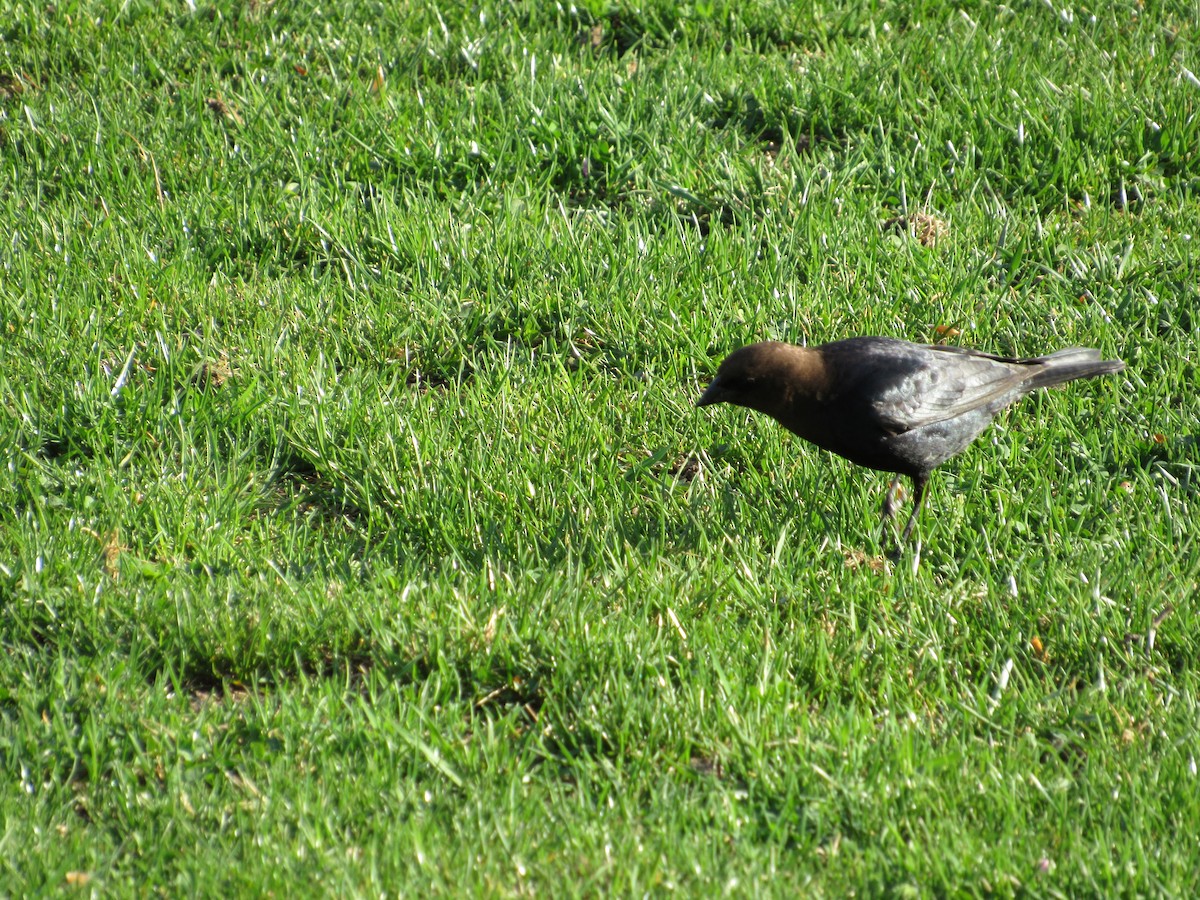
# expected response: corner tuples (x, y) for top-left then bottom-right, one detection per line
(696, 341), (831, 420)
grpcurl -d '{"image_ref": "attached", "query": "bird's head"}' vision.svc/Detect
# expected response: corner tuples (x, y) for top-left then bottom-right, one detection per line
(696, 341), (812, 413)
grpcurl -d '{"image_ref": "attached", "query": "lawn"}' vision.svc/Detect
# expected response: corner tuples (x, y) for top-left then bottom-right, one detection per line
(2, 0), (1198, 894)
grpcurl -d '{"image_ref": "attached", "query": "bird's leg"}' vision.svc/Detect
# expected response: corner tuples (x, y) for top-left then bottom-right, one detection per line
(881, 474), (903, 521)
(900, 475), (928, 542)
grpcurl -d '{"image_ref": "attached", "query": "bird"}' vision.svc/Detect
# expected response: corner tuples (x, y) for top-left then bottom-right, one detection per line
(696, 337), (1124, 542)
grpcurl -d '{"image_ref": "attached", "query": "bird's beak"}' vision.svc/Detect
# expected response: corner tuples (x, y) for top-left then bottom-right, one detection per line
(696, 377), (724, 408)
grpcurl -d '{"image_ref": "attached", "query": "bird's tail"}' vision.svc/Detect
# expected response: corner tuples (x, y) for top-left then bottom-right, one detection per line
(1027, 347), (1125, 390)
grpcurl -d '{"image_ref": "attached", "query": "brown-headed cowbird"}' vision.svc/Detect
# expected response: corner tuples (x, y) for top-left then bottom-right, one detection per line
(697, 337), (1124, 541)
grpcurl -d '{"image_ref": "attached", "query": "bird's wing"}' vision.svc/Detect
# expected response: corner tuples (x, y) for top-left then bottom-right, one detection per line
(870, 346), (1032, 433)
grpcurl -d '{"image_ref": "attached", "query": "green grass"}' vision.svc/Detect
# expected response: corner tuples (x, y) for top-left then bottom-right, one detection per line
(2, 0), (1199, 893)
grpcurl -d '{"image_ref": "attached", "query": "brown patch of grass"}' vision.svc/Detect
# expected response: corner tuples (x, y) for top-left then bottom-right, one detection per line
(193, 353), (235, 390)
(80, 527), (126, 579)
(669, 454), (701, 483)
(842, 547), (888, 573)
(883, 211), (948, 247)
(205, 96), (244, 126)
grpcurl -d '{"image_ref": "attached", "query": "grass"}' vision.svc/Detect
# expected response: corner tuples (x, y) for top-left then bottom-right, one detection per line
(2, 0), (1198, 893)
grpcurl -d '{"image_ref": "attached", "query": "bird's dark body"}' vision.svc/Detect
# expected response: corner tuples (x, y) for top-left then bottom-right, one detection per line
(697, 336), (1124, 541)
(778, 338), (1036, 476)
